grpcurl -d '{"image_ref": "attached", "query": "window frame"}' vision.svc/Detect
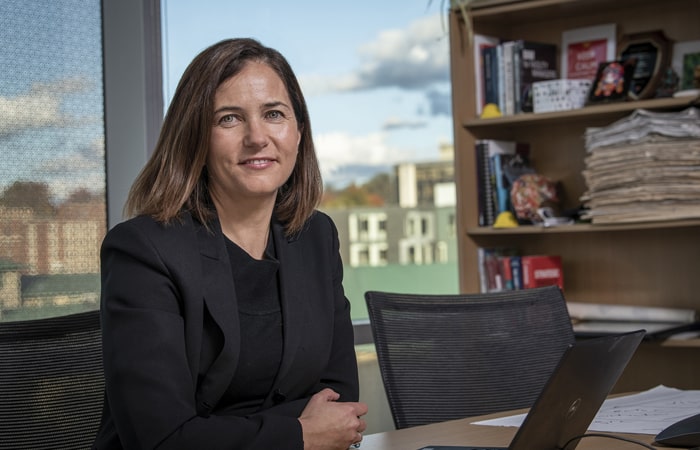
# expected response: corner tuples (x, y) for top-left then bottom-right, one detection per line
(102, 0), (163, 229)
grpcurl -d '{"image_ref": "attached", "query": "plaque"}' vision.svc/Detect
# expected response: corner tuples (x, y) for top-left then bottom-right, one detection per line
(617, 30), (670, 100)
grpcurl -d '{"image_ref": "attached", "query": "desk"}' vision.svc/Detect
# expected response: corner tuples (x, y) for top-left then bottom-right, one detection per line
(360, 409), (658, 450)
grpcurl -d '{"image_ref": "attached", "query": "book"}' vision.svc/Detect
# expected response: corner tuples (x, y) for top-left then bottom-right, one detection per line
(474, 140), (532, 223)
(513, 43), (523, 114)
(510, 255), (523, 290)
(502, 41), (516, 115)
(491, 153), (511, 215)
(475, 141), (492, 226)
(521, 255), (563, 289)
(496, 44), (506, 114)
(474, 141), (493, 226)
(473, 34), (500, 115)
(513, 40), (558, 112)
(561, 24), (616, 81)
(499, 255), (514, 290)
(482, 39), (558, 114)
(477, 247), (518, 292)
(477, 248), (500, 292)
(477, 247), (489, 292)
(481, 45), (500, 110)
(489, 141), (531, 216)
(485, 251), (503, 292)
(475, 139), (528, 225)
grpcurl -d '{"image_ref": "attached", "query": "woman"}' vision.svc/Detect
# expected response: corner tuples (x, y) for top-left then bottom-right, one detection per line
(93, 38), (367, 450)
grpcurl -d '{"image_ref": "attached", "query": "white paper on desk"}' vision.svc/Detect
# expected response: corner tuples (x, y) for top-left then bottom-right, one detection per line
(472, 385), (700, 435)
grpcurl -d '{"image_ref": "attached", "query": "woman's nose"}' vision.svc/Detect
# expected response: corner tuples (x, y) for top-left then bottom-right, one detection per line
(243, 119), (269, 148)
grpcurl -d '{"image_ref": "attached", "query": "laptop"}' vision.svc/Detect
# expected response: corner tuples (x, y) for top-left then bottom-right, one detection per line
(418, 329), (645, 450)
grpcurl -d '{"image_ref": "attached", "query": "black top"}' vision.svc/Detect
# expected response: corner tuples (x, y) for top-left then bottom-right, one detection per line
(221, 233), (283, 414)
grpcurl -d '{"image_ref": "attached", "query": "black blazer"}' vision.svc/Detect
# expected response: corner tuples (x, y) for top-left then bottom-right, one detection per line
(93, 211), (359, 450)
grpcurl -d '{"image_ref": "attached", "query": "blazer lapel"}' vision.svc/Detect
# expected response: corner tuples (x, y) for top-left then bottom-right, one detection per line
(269, 220), (305, 385)
(194, 217), (241, 414)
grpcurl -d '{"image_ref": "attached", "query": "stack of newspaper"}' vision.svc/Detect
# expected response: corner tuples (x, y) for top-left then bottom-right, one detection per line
(581, 107), (700, 224)
(568, 301), (699, 339)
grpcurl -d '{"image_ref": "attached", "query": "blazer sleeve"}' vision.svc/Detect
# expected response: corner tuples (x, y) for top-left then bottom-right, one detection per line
(98, 218), (305, 450)
(317, 213), (360, 402)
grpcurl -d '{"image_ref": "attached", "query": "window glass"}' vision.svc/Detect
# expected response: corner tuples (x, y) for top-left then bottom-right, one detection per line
(0, 0), (105, 321)
(161, 0), (459, 322)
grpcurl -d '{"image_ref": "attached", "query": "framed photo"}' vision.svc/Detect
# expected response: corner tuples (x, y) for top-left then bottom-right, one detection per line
(618, 30), (670, 99)
(671, 40), (700, 91)
(561, 24), (617, 80)
(587, 60), (636, 104)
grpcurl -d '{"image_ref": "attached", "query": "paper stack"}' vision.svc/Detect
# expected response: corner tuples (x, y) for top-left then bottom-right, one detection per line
(581, 107), (700, 224)
(568, 302), (699, 338)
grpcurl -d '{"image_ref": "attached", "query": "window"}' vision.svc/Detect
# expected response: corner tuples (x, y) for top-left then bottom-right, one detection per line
(161, 1), (459, 323)
(1, 1), (162, 322)
(359, 217), (370, 236)
(0, 1), (105, 321)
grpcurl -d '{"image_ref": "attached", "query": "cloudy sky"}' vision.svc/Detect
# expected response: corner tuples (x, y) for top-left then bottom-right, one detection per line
(162, 0), (454, 187)
(0, 1), (453, 204)
(0, 1), (104, 203)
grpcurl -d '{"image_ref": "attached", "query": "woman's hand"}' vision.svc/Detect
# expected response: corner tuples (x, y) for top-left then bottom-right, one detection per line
(298, 388), (368, 450)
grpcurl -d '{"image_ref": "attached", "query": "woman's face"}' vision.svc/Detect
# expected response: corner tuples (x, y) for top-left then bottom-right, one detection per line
(207, 61), (300, 206)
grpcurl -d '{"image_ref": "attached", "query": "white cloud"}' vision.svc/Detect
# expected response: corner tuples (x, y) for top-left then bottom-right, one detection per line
(38, 136), (105, 174)
(0, 77), (93, 136)
(299, 13), (449, 95)
(37, 137), (106, 202)
(314, 131), (412, 183)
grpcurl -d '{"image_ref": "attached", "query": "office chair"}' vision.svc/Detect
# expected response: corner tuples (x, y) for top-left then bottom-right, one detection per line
(365, 285), (575, 429)
(0, 310), (104, 450)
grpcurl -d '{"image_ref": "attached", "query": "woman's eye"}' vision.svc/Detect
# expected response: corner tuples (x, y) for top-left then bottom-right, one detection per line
(266, 110), (283, 120)
(218, 114), (238, 127)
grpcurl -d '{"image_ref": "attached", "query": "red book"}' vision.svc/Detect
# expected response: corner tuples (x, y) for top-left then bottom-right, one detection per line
(521, 255), (563, 289)
(499, 256), (514, 290)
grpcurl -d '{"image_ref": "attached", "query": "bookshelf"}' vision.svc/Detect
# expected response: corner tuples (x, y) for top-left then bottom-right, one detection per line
(448, 0), (700, 390)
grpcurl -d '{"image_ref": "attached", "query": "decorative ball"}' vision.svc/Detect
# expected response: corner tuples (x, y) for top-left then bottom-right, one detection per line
(510, 174), (558, 222)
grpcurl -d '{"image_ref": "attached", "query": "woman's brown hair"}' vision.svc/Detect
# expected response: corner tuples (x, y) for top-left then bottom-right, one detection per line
(124, 38), (322, 236)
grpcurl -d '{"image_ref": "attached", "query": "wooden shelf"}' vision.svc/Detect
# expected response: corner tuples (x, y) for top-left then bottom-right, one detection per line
(662, 338), (700, 348)
(449, 0), (700, 391)
(467, 219), (700, 236)
(468, 0), (685, 24)
(463, 96), (699, 129)
(449, 0), (700, 312)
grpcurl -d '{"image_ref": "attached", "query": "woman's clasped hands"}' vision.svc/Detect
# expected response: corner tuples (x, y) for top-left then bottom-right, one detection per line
(299, 388), (369, 450)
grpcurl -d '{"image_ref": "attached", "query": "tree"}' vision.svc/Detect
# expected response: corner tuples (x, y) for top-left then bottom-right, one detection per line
(321, 183), (385, 208)
(364, 173), (396, 204)
(0, 181), (55, 217)
(64, 188), (101, 204)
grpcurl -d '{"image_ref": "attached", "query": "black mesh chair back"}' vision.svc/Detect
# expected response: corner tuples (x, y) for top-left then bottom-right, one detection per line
(0, 310), (103, 450)
(365, 285), (575, 430)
